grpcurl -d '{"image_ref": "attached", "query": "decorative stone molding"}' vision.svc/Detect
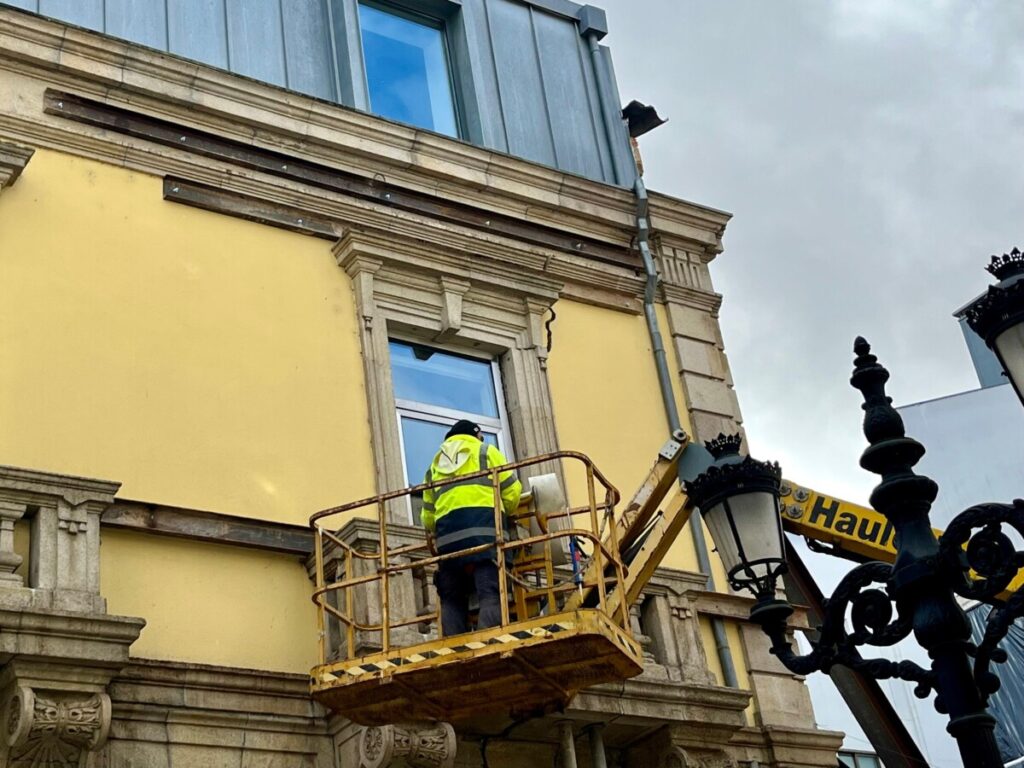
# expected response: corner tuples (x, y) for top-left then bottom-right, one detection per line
(0, 142), (33, 195)
(335, 227), (564, 520)
(0, 609), (142, 768)
(4, 686), (111, 766)
(0, 468), (143, 766)
(0, 8), (729, 257)
(103, 660), (329, 767)
(0, 501), (25, 587)
(625, 724), (740, 768)
(0, 466), (120, 614)
(0, 9), (735, 318)
(728, 724), (845, 768)
(358, 722), (456, 768)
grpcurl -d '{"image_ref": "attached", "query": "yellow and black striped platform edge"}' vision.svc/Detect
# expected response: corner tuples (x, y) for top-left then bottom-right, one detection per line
(313, 621), (577, 686)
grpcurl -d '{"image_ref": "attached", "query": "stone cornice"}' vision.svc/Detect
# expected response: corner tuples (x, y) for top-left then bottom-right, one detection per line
(0, 465), (120, 508)
(0, 608), (145, 650)
(649, 194), (731, 255)
(754, 724), (846, 750)
(0, 140), (33, 192)
(573, 676), (751, 724)
(660, 283), (724, 314)
(644, 566), (713, 596)
(333, 226), (564, 302)
(686, 587), (811, 630)
(0, 6), (730, 257)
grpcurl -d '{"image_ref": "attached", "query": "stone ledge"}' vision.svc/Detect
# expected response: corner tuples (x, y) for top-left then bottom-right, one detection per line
(0, 140), (32, 192)
(685, 589), (811, 630)
(0, 464), (120, 507)
(730, 724), (846, 768)
(104, 659), (330, 763)
(572, 676), (752, 730)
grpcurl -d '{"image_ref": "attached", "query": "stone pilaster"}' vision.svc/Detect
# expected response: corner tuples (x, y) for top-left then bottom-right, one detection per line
(655, 241), (743, 442)
(652, 240), (837, 762)
(0, 467), (145, 768)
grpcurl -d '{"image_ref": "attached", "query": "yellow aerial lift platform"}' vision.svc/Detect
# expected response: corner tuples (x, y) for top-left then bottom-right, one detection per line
(308, 448), (661, 726)
(308, 432), (1023, 726)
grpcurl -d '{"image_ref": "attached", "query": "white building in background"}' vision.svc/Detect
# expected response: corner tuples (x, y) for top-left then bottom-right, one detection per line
(801, 315), (1024, 767)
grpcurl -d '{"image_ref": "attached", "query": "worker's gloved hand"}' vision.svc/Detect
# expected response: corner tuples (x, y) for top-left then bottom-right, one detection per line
(426, 532), (438, 557)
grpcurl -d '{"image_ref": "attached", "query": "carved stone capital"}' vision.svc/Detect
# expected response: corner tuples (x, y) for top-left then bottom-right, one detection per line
(662, 746), (737, 768)
(359, 721), (456, 768)
(4, 685), (111, 766)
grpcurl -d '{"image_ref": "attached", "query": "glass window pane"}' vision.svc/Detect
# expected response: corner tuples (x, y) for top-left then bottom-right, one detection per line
(837, 754), (856, 768)
(855, 756), (880, 768)
(401, 417), (449, 485)
(359, 3), (457, 137)
(389, 341), (498, 418)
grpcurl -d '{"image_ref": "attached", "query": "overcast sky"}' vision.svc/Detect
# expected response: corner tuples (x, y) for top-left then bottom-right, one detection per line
(600, 0), (1024, 505)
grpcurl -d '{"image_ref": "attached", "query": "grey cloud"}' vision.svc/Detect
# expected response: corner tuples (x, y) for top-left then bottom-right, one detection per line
(601, 0), (1024, 502)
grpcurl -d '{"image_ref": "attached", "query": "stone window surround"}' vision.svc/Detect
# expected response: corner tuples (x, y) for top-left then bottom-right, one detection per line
(334, 224), (564, 523)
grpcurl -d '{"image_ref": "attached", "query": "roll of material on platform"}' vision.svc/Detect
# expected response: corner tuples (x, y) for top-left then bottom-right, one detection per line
(528, 474), (569, 565)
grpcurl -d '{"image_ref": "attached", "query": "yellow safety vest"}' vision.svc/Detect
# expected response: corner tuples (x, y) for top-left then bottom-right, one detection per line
(421, 435), (521, 559)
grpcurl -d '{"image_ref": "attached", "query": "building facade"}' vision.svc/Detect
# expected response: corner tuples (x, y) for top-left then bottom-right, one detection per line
(0, 2), (842, 766)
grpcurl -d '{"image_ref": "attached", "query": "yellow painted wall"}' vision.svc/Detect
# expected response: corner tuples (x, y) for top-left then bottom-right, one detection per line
(100, 529), (318, 672)
(0, 150), (374, 524)
(548, 298), (748, 691)
(546, 299), (701, 570)
(1, 150), (743, 680)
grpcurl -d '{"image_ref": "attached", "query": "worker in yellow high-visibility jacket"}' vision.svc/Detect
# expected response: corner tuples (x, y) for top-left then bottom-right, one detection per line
(422, 419), (521, 636)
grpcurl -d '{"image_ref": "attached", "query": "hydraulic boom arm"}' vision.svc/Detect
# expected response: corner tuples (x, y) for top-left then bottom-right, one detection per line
(564, 437), (1022, 613)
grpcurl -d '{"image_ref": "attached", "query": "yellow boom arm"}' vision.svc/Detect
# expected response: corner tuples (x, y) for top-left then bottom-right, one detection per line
(778, 481), (1024, 601)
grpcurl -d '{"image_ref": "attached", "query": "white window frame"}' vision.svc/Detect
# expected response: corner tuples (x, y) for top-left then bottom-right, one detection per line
(390, 338), (514, 525)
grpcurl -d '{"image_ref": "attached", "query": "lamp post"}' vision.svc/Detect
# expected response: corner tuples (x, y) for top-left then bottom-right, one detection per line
(686, 338), (1024, 768)
(963, 246), (1024, 406)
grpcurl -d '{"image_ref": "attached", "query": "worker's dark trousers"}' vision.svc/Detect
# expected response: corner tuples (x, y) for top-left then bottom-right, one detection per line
(435, 559), (501, 636)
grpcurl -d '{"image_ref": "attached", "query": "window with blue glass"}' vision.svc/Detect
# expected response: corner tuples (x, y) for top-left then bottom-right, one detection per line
(388, 340), (510, 517)
(358, 3), (459, 137)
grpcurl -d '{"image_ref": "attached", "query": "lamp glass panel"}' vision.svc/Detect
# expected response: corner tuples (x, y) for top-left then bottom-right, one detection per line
(704, 491), (783, 579)
(994, 321), (1024, 399)
(702, 500), (742, 575)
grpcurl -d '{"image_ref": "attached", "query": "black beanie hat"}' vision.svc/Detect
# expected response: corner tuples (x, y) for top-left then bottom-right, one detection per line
(445, 419), (481, 440)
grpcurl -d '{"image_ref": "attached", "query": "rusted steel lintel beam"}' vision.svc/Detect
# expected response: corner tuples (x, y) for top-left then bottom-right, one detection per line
(103, 500), (313, 557)
(44, 90), (636, 269)
(164, 178), (336, 239)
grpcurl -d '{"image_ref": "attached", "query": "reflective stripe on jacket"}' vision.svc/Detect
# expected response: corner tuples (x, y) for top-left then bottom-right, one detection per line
(421, 435), (521, 560)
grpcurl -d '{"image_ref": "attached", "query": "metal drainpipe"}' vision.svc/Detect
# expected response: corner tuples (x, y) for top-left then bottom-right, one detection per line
(633, 176), (740, 689)
(583, 5), (739, 691)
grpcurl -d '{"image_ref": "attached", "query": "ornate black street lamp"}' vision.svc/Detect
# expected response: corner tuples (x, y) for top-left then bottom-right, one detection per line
(963, 247), (1024, 406)
(687, 338), (1024, 768)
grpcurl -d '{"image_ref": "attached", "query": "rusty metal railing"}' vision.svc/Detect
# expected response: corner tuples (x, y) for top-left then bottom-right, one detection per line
(309, 451), (629, 667)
